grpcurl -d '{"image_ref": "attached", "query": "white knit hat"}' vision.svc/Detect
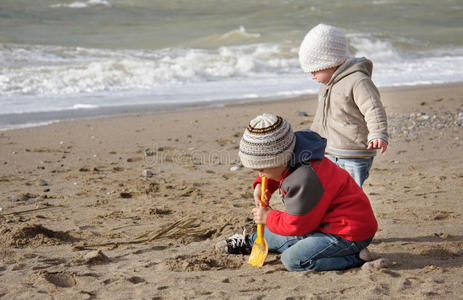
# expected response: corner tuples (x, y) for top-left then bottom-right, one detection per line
(299, 24), (349, 73)
(239, 113), (295, 169)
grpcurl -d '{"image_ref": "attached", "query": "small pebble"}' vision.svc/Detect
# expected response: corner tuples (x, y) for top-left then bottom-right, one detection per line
(425, 265), (439, 272)
(143, 169), (154, 178)
(37, 179), (48, 186)
(120, 192), (132, 199)
(143, 148), (154, 156)
(230, 165), (242, 171)
(84, 250), (110, 265)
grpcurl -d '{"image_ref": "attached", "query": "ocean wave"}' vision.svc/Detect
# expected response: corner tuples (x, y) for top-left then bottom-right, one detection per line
(1, 40), (463, 116)
(0, 43), (299, 97)
(371, 0), (397, 5)
(50, 0), (111, 8)
(190, 26), (263, 48)
(72, 104), (99, 109)
(219, 26), (261, 41)
(0, 120), (60, 131)
(347, 33), (404, 62)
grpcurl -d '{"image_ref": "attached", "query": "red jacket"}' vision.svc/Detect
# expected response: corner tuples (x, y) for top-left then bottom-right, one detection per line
(253, 157), (377, 241)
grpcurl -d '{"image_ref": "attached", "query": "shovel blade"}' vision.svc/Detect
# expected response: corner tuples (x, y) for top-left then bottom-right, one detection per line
(248, 237), (268, 267)
(248, 177), (269, 267)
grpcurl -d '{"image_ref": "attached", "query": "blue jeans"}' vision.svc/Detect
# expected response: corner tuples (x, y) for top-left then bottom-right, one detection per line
(326, 155), (373, 187)
(250, 228), (372, 272)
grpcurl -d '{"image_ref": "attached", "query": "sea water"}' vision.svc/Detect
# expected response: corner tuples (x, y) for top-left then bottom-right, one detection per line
(1, 0), (463, 129)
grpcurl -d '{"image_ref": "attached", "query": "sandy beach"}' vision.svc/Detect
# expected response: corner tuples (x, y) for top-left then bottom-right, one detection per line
(1, 83), (462, 299)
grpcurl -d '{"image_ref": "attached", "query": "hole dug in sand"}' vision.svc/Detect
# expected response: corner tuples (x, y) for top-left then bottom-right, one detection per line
(3, 224), (79, 248)
(165, 251), (244, 272)
(418, 243), (462, 258)
(43, 271), (77, 288)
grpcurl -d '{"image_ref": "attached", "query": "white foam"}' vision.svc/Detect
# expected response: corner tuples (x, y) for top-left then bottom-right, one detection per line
(1, 41), (463, 116)
(372, 0), (396, 4)
(0, 120), (60, 131)
(243, 94), (259, 98)
(50, 0), (111, 8)
(72, 104), (99, 109)
(0, 43), (300, 98)
(347, 34), (403, 62)
(219, 26), (261, 40)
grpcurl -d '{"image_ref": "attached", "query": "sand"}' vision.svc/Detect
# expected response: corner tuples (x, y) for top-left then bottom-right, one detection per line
(0, 83), (462, 299)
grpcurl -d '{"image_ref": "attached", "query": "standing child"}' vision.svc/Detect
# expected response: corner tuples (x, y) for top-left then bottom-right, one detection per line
(216, 113), (378, 272)
(298, 23), (389, 187)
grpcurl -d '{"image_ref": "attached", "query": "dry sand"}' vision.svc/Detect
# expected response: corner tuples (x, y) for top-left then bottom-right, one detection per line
(0, 83), (462, 299)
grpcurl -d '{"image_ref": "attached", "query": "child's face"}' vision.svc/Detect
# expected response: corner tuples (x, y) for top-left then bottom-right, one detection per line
(312, 67), (337, 84)
(254, 164), (288, 181)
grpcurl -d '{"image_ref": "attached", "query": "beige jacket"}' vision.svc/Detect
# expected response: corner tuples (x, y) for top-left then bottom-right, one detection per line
(311, 58), (388, 158)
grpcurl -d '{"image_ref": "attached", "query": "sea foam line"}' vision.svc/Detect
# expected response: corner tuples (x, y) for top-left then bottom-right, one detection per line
(50, 0), (111, 8)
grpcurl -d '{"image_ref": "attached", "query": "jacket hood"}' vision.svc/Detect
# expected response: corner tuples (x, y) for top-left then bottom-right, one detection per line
(289, 129), (327, 167)
(328, 57), (373, 85)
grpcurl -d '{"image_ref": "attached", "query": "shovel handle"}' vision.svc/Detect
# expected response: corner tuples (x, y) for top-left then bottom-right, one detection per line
(260, 176), (267, 208)
(256, 176), (268, 241)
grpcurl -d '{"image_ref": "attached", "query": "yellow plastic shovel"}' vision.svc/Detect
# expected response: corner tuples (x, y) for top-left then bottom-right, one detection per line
(248, 176), (269, 267)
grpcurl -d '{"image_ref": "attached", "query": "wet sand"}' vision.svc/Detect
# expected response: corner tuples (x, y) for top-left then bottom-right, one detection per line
(1, 83), (462, 299)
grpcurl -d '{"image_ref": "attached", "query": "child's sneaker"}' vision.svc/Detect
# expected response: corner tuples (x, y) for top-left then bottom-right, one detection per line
(215, 229), (251, 254)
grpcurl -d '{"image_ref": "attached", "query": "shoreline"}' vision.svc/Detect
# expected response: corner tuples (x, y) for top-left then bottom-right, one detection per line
(1, 94), (306, 131)
(2, 81), (462, 132)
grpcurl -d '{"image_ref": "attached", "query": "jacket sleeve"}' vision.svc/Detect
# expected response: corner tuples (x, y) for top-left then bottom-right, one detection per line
(265, 165), (326, 236)
(353, 77), (389, 144)
(310, 87), (327, 135)
(252, 174), (280, 194)
(266, 200), (330, 236)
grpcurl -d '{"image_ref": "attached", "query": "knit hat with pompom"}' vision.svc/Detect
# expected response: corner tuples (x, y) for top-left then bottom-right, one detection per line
(239, 113), (295, 169)
(299, 24), (349, 73)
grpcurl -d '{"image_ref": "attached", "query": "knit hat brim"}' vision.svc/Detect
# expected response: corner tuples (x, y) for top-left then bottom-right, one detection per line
(239, 145), (295, 169)
(239, 114), (296, 169)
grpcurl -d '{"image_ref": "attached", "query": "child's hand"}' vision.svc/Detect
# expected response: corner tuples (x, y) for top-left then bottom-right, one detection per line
(367, 139), (388, 154)
(253, 183), (271, 207)
(252, 207), (272, 225)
